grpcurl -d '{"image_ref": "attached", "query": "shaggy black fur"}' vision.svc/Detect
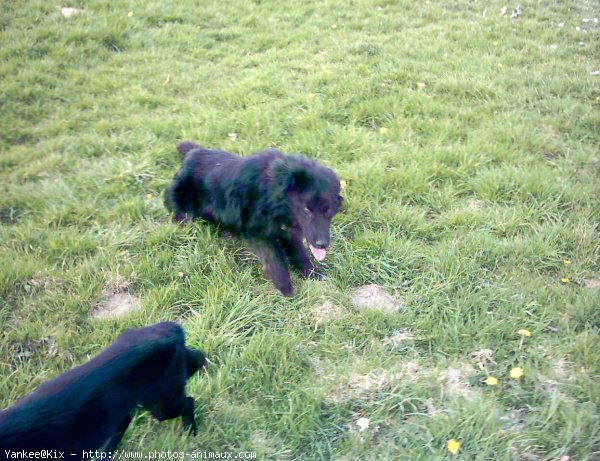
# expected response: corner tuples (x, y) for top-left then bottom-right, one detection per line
(0, 322), (205, 456)
(164, 141), (343, 296)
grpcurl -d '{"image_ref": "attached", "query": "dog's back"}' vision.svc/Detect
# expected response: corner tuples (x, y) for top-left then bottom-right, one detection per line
(0, 322), (205, 453)
(166, 142), (273, 225)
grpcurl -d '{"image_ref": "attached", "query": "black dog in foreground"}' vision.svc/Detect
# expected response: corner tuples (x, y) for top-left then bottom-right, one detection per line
(164, 141), (343, 296)
(0, 322), (205, 455)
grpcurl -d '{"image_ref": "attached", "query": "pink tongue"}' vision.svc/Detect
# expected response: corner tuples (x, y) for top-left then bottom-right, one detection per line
(309, 244), (326, 261)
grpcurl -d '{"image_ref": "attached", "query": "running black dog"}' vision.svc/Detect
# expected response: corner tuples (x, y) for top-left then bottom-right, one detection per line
(0, 322), (206, 456)
(164, 141), (343, 296)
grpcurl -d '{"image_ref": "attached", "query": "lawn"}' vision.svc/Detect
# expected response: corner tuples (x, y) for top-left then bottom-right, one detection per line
(1, 0), (599, 459)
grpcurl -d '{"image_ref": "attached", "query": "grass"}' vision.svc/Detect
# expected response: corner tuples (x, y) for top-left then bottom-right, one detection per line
(1, 0), (599, 459)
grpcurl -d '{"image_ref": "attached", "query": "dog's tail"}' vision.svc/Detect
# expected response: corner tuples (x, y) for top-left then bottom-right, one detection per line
(176, 141), (202, 158)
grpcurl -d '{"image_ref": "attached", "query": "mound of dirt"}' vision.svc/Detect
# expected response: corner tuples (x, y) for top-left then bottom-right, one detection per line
(90, 277), (141, 320)
(350, 284), (404, 313)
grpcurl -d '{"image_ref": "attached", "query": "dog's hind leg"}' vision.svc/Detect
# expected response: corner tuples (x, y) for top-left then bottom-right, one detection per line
(251, 239), (294, 296)
(103, 415), (132, 452)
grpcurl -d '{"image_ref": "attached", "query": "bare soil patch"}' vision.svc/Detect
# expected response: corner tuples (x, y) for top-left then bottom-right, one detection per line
(438, 363), (476, 398)
(90, 277), (140, 320)
(583, 278), (600, 289)
(58, 6), (84, 17)
(312, 299), (346, 330)
(350, 284), (404, 313)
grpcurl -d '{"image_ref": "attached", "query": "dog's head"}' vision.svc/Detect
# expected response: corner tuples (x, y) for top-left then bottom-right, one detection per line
(273, 156), (343, 261)
(186, 348), (206, 377)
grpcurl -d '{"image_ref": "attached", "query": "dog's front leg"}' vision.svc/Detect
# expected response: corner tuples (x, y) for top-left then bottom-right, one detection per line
(251, 239), (294, 296)
(280, 227), (318, 279)
(181, 396), (198, 435)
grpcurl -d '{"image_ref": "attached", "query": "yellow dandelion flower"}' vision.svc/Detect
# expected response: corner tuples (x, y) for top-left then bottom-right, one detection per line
(447, 439), (461, 455)
(563, 259), (571, 265)
(425, 94), (432, 99)
(561, 277), (570, 284)
(340, 180), (347, 190)
(518, 329), (531, 337)
(417, 82), (426, 89)
(497, 63), (504, 69)
(509, 367), (524, 379)
(127, 11), (133, 17)
(493, 41), (499, 46)
(485, 376), (498, 386)
(146, 193), (153, 199)
(308, 92), (316, 98)
(379, 127), (388, 134)
(331, 24), (337, 29)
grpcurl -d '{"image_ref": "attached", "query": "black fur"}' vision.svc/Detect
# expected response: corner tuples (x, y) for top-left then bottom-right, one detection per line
(164, 141), (343, 296)
(0, 322), (206, 456)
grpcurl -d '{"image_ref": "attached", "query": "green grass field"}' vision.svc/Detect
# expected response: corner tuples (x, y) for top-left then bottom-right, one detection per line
(1, 0), (599, 459)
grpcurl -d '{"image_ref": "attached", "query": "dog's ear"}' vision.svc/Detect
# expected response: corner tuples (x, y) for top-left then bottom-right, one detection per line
(271, 157), (311, 192)
(288, 169), (311, 191)
(176, 141), (201, 158)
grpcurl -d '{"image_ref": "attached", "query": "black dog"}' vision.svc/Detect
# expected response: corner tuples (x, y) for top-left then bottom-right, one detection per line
(0, 322), (205, 456)
(164, 141), (343, 296)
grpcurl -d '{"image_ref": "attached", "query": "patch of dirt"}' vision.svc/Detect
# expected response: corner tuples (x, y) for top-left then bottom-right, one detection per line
(470, 348), (494, 371)
(402, 361), (420, 377)
(90, 276), (140, 320)
(23, 273), (60, 294)
(552, 358), (569, 379)
(466, 198), (484, 210)
(312, 300), (345, 330)
(381, 329), (415, 348)
(500, 410), (526, 431)
(349, 371), (401, 392)
(38, 336), (60, 358)
(583, 278), (600, 289)
(423, 212), (436, 222)
(58, 6), (84, 17)
(509, 445), (540, 461)
(326, 362), (419, 404)
(350, 284), (404, 313)
(108, 275), (132, 292)
(6, 336), (69, 370)
(327, 371), (398, 404)
(91, 293), (141, 320)
(424, 398), (439, 416)
(309, 355), (325, 376)
(438, 363), (475, 398)
(538, 358), (576, 399)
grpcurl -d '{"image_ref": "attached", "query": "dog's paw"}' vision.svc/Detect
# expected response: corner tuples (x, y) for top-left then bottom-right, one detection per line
(278, 282), (295, 297)
(300, 267), (325, 281)
(174, 213), (188, 224)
